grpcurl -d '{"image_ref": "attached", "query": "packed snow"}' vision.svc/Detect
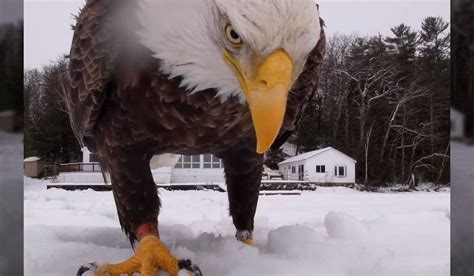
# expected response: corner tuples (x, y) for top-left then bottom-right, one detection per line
(24, 176), (449, 276)
(0, 131), (23, 275)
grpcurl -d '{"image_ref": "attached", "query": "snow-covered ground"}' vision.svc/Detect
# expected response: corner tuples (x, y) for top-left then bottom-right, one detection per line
(0, 131), (23, 275)
(24, 177), (449, 276)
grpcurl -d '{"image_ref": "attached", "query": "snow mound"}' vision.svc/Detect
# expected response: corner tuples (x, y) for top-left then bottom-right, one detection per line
(267, 225), (323, 256)
(324, 211), (370, 239)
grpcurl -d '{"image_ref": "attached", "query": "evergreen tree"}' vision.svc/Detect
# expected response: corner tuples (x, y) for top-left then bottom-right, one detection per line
(264, 148), (284, 170)
(24, 59), (81, 162)
(417, 17), (450, 183)
(295, 91), (323, 152)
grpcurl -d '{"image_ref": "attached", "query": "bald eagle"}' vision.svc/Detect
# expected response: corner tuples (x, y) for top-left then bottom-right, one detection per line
(68, 0), (325, 275)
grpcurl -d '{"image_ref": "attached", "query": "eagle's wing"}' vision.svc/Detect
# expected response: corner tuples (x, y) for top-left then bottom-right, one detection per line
(66, 0), (121, 150)
(271, 20), (326, 150)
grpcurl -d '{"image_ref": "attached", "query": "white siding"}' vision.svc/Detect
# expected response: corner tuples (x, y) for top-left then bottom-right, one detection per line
(55, 172), (104, 184)
(171, 168), (224, 183)
(57, 166), (224, 184)
(305, 150), (356, 183)
(152, 167), (172, 184)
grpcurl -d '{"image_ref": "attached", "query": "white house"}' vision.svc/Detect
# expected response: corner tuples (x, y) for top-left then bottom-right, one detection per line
(57, 147), (225, 184)
(451, 107), (465, 139)
(278, 147), (356, 184)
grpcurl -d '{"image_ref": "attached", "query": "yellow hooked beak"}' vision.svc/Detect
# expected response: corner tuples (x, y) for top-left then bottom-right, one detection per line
(224, 49), (293, 154)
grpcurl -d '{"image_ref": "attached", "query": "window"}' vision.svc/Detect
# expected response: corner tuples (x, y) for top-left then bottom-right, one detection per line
(203, 154), (222, 169)
(203, 154), (211, 168)
(291, 166), (296, 174)
(334, 166), (347, 177)
(192, 155), (200, 168)
(175, 155), (201, 169)
(183, 155), (192, 168)
(316, 165), (325, 173)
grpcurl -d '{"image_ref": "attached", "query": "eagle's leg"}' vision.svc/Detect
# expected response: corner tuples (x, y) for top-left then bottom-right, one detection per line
(90, 146), (201, 276)
(220, 148), (263, 246)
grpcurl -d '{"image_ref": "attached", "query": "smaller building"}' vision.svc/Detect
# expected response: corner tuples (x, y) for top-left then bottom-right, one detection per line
(24, 156), (44, 178)
(451, 107), (465, 139)
(278, 147), (356, 185)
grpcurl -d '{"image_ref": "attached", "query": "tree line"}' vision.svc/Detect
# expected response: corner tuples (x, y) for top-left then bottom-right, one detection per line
(290, 16), (450, 186)
(24, 17), (450, 186)
(24, 59), (82, 163)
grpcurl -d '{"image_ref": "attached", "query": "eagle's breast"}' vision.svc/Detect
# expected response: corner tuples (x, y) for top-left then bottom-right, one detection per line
(96, 66), (257, 155)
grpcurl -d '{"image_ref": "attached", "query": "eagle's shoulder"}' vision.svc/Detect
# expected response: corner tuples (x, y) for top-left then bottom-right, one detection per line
(66, 0), (141, 150)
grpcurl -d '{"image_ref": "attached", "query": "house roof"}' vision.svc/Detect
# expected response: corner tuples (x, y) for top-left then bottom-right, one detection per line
(278, 147), (356, 165)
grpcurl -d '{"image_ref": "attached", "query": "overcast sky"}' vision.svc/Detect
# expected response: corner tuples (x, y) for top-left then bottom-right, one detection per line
(24, 0), (450, 69)
(0, 0), (23, 23)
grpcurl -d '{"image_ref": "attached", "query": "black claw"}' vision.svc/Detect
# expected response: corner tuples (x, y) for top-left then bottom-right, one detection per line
(76, 263), (98, 276)
(178, 259), (203, 276)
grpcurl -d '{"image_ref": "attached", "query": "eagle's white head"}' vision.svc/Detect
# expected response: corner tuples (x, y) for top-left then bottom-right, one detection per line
(138, 0), (322, 153)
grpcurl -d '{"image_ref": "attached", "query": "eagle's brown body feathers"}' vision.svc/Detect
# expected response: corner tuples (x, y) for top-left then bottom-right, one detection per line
(66, 0), (326, 244)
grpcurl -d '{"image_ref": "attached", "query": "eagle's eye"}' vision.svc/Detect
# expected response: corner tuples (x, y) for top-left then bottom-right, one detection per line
(225, 24), (243, 48)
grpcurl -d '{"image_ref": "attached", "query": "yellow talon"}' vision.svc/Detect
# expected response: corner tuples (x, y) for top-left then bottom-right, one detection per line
(242, 239), (256, 247)
(95, 235), (180, 276)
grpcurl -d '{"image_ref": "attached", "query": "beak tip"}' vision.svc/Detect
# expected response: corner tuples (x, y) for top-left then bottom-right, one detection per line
(256, 144), (270, 154)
